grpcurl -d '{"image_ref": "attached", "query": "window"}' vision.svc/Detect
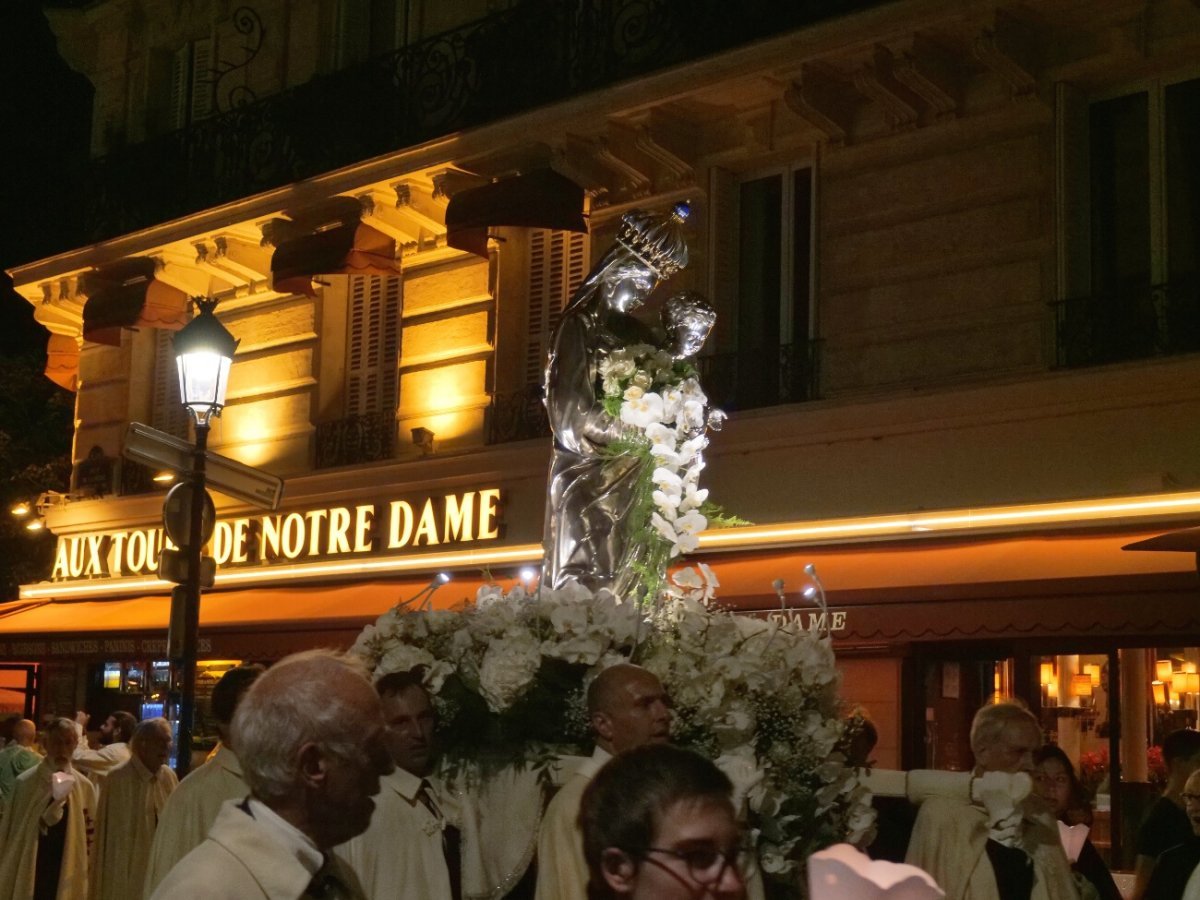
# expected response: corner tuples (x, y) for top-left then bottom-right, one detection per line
(1058, 75), (1200, 366)
(346, 275), (401, 418)
(151, 329), (190, 439)
(526, 228), (588, 387)
(315, 275), (401, 468)
(170, 37), (216, 129)
(707, 165), (817, 410)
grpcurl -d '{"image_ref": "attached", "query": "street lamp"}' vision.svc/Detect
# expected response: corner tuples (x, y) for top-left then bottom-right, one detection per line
(170, 298), (238, 776)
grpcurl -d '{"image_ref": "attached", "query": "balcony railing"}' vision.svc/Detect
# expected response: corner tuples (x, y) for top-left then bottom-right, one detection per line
(697, 341), (821, 412)
(487, 384), (550, 445)
(78, 0), (881, 245)
(1054, 280), (1200, 368)
(314, 411), (397, 469)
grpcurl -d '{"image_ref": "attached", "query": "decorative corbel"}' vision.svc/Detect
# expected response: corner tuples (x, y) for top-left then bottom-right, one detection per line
(972, 12), (1037, 98)
(783, 64), (854, 146)
(888, 36), (959, 122)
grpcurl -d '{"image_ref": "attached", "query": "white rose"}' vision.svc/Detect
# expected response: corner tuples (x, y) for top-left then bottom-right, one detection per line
(620, 392), (666, 429)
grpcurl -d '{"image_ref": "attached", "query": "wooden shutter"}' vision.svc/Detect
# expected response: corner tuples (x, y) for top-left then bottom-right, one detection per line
(190, 37), (215, 122)
(526, 229), (588, 386)
(152, 329), (190, 438)
(170, 46), (190, 129)
(346, 275), (401, 417)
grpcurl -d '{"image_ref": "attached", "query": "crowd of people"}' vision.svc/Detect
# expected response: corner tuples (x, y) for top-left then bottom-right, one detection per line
(2, 653), (1200, 900)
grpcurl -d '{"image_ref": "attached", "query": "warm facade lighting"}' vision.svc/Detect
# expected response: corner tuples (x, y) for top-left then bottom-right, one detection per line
(10, 501), (30, 518)
(697, 490), (1200, 550)
(25, 519), (45, 532)
(153, 470), (176, 484)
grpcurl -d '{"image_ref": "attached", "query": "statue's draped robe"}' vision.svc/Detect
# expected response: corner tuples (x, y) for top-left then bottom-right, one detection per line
(543, 285), (648, 596)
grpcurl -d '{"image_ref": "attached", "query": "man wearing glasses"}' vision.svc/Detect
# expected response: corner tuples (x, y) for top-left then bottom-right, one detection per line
(579, 743), (746, 900)
(1144, 769), (1200, 900)
(906, 701), (1079, 900)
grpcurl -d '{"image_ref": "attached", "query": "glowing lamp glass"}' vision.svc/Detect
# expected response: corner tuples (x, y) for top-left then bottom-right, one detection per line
(1040, 663), (1054, 686)
(1153, 681), (1167, 705)
(1157, 660), (1175, 681)
(1071, 674), (1093, 697)
(1083, 663), (1101, 687)
(173, 301), (238, 426)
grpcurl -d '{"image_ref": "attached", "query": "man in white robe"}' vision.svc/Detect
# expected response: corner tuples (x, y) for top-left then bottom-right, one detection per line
(148, 651), (392, 900)
(89, 718), (176, 900)
(338, 670), (460, 900)
(141, 664), (263, 897)
(906, 702), (1080, 900)
(0, 717), (100, 900)
(72, 712), (135, 785)
(536, 664), (672, 900)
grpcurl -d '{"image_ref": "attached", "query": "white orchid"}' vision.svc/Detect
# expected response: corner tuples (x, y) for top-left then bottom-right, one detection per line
(619, 391), (665, 429)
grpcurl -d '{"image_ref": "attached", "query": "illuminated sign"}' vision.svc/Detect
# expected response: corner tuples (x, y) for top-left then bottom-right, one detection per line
(50, 489), (502, 583)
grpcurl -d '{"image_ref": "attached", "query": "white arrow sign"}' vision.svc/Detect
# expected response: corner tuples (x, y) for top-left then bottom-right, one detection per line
(123, 422), (285, 511)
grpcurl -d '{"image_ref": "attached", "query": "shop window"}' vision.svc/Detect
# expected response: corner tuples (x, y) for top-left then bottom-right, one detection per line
(1057, 76), (1200, 367)
(707, 165), (818, 410)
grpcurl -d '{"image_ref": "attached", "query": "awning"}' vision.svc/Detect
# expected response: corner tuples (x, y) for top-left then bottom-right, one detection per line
(80, 258), (190, 347)
(270, 221), (401, 297)
(45, 334), (80, 392)
(446, 169), (587, 257)
(0, 575), (495, 662)
(704, 530), (1200, 644)
(1124, 527), (1200, 563)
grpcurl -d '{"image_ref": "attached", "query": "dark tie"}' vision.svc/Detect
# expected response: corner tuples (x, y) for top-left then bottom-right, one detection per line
(305, 863), (347, 900)
(417, 780), (462, 900)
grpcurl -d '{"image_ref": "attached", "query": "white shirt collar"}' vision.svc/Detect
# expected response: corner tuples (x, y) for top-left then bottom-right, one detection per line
(246, 797), (325, 876)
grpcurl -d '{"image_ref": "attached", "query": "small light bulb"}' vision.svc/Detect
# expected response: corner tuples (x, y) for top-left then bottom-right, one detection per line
(436, 572), (450, 584)
(25, 518), (45, 532)
(519, 567), (537, 582)
(10, 501), (30, 518)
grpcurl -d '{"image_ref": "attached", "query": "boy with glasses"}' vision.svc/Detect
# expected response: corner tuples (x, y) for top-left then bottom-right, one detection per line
(578, 743), (746, 900)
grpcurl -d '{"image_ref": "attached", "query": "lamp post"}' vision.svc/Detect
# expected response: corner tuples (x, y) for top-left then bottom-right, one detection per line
(170, 298), (238, 777)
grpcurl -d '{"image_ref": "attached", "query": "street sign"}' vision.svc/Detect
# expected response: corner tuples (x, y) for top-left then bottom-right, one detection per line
(158, 549), (216, 588)
(123, 422), (285, 510)
(162, 482), (216, 546)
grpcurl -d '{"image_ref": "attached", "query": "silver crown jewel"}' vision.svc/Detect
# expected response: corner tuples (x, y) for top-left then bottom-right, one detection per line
(615, 201), (690, 278)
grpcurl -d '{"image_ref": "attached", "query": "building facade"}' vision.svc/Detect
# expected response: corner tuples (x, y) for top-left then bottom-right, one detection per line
(5, 0), (1200, 866)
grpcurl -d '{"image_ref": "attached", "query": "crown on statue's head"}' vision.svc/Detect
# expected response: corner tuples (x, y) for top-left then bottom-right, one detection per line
(615, 201), (690, 278)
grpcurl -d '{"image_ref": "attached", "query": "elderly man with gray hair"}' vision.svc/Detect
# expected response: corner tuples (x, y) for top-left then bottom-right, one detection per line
(90, 717), (176, 900)
(149, 651), (393, 900)
(906, 701), (1079, 900)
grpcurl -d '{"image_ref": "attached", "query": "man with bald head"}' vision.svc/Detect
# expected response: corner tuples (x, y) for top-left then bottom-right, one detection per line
(0, 719), (40, 810)
(143, 663), (264, 896)
(91, 718), (177, 900)
(906, 701), (1079, 900)
(149, 651), (393, 900)
(0, 716), (100, 900)
(535, 663), (672, 900)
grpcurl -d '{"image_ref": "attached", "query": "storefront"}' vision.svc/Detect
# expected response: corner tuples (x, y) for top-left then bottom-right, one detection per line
(2, 482), (1197, 865)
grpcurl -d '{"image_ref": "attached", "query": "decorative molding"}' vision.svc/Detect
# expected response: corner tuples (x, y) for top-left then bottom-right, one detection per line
(853, 48), (920, 132)
(972, 14), (1037, 98)
(888, 36), (959, 122)
(783, 64), (854, 146)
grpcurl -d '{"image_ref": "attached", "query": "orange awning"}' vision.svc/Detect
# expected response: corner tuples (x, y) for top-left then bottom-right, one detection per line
(81, 258), (190, 346)
(270, 222), (401, 297)
(45, 334), (80, 392)
(0, 576), (496, 661)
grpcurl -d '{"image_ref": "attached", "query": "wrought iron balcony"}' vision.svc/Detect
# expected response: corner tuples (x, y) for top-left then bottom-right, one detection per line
(1054, 280), (1200, 368)
(314, 411), (397, 469)
(79, 0), (881, 244)
(487, 384), (550, 445)
(697, 341), (821, 412)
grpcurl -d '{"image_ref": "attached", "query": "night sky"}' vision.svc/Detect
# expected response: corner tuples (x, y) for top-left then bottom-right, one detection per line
(0, 1), (93, 359)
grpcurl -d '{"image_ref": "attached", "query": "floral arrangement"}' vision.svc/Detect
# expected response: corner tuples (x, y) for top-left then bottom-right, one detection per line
(351, 566), (874, 896)
(596, 343), (745, 601)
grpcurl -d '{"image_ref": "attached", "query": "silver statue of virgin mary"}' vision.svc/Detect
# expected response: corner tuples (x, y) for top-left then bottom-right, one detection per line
(541, 203), (691, 596)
